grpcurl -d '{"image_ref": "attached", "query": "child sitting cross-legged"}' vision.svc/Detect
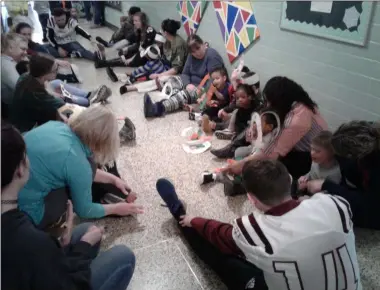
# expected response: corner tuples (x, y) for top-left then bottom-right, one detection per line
(190, 67), (234, 127)
(295, 130), (341, 197)
(208, 84), (263, 159)
(155, 160), (360, 290)
(200, 109), (280, 196)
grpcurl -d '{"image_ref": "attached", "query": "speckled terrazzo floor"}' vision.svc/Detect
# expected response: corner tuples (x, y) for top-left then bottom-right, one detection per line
(38, 23), (380, 290)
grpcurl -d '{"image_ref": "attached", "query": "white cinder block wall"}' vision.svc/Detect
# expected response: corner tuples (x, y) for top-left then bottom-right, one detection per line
(105, 1), (380, 129)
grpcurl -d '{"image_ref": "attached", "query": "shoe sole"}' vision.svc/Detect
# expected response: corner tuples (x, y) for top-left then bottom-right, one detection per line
(106, 67), (118, 82)
(119, 117), (136, 141)
(70, 64), (83, 83)
(215, 131), (233, 140)
(91, 85), (111, 104)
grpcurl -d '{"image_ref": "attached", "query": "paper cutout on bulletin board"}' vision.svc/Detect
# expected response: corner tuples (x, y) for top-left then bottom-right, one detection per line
(213, 1), (260, 63)
(177, 1), (208, 36)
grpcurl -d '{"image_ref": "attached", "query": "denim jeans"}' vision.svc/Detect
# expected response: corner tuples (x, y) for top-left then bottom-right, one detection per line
(38, 13), (49, 40)
(69, 223), (136, 290)
(92, 1), (105, 25)
(50, 79), (90, 107)
(83, 1), (92, 21)
(60, 41), (95, 61)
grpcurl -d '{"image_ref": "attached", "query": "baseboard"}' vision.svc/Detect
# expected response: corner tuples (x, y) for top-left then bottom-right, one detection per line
(104, 21), (118, 31)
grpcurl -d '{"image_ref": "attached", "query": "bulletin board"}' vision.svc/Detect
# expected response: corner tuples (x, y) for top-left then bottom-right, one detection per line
(280, 1), (374, 46)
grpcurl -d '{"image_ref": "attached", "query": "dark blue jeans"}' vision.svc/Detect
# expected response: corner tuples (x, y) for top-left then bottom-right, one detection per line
(83, 1), (92, 21)
(70, 223), (136, 290)
(60, 41), (95, 60)
(38, 13), (49, 41)
(92, 1), (105, 25)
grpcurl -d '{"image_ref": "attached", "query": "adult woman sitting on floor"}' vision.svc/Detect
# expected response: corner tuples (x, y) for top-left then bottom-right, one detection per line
(95, 12), (156, 69)
(307, 121), (380, 230)
(222, 76), (328, 181)
(119, 18), (187, 95)
(144, 34), (224, 118)
(18, 105), (144, 234)
(9, 54), (110, 133)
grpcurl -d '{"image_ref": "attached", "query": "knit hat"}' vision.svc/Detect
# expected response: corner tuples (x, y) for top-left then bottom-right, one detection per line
(141, 44), (161, 60)
(155, 33), (166, 44)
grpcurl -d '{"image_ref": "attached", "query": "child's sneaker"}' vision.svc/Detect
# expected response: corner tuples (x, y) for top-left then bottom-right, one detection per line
(215, 129), (234, 140)
(156, 178), (186, 220)
(200, 171), (217, 185)
(70, 64), (83, 83)
(89, 85), (112, 104)
(119, 117), (136, 142)
(106, 67), (118, 82)
(70, 51), (82, 58)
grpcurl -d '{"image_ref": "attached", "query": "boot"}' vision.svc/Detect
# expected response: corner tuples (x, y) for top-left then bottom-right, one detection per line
(95, 57), (126, 69)
(210, 143), (236, 159)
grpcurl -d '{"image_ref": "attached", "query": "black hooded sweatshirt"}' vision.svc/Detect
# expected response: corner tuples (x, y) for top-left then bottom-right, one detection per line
(1, 209), (92, 290)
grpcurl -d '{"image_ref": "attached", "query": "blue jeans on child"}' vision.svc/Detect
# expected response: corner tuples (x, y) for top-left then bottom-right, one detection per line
(45, 42), (95, 60)
(69, 223), (135, 290)
(50, 80), (90, 107)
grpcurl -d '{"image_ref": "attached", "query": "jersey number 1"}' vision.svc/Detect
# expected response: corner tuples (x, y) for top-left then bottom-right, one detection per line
(273, 243), (358, 290)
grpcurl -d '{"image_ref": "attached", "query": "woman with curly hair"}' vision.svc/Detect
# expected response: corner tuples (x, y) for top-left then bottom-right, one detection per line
(307, 121), (380, 230)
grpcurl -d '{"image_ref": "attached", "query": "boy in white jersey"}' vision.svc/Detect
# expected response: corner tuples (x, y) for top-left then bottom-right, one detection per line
(46, 8), (102, 61)
(156, 159), (361, 290)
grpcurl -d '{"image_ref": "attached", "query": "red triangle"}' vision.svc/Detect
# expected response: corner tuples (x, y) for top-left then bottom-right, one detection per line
(184, 21), (191, 36)
(241, 9), (250, 23)
(213, 1), (221, 9)
(195, 5), (201, 22)
(228, 53), (235, 63)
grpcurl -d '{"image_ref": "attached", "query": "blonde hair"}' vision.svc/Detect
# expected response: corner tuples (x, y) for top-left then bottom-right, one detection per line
(69, 105), (120, 165)
(1, 33), (27, 53)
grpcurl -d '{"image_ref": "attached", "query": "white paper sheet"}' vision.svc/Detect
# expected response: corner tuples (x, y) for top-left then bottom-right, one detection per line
(310, 2), (333, 14)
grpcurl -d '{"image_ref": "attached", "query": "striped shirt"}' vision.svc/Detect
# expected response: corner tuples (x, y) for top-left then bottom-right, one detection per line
(131, 59), (167, 79)
(263, 103), (328, 158)
(191, 194), (361, 290)
(47, 16), (79, 45)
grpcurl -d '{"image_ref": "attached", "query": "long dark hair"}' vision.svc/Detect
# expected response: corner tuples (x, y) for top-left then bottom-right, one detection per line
(161, 19), (181, 36)
(14, 22), (32, 34)
(263, 76), (317, 123)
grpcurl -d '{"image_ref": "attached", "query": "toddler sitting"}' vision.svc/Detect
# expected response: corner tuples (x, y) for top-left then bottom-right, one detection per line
(200, 109), (280, 196)
(296, 130), (341, 196)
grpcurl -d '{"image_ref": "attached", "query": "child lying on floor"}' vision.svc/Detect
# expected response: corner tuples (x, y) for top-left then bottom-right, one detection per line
(295, 130), (341, 197)
(200, 109), (280, 196)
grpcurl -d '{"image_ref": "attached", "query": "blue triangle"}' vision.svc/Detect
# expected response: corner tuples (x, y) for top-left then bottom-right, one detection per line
(238, 42), (245, 55)
(247, 15), (257, 26)
(182, 15), (187, 23)
(194, 23), (199, 29)
(227, 4), (239, 33)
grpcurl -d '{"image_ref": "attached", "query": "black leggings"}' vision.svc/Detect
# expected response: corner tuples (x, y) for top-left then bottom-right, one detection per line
(181, 227), (268, 290)
(278, 150), (312, 180)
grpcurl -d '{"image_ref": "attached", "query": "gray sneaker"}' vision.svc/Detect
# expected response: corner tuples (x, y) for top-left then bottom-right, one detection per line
(119, 117), (136, 142)
(89, 85), (112, 104)
(215, 129), (234, 140)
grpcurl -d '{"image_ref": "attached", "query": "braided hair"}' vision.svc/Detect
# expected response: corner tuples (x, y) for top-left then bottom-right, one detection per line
(331, 121), (380, 159)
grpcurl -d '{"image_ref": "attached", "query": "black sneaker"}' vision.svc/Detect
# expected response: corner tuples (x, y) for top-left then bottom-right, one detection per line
(89, 85), (112, 104)
(210, 143), (235, 159)
(106, 67), (118, 82)
(101, 192), (126, 204)
(200, 171), (216, 185)
(119, 117), (136, 142)
(96, 36), (110, 47)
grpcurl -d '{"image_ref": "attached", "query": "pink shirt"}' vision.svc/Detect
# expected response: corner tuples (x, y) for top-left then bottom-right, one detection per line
(263, 103), (328, 159)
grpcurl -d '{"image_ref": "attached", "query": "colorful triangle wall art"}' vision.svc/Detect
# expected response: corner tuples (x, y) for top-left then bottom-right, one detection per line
(177, 1), (208, 37)
(213, 1), (260, 63)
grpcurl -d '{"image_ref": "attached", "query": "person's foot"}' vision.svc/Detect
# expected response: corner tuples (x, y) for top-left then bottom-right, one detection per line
(106, 67), (118, 82)
(202, 115), (213, 134)
(70, 64), (83, 83)
(200, 171), (217, 185)
(95, 36), (110, 47)
(210, 143), (235, 159)
(144, 93), (157, 118)
(156, 178), (186, 220)
(224, 180), (246, 196)
(119, 117), (136, 142)
(119, 84), (129, 95)
(215, 129), (234, 140)
(70, 51), (82, 58)
(89, 85), (112, 104)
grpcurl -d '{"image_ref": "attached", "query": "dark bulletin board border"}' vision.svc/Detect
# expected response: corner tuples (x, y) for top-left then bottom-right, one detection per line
(105, 1), (122, 11)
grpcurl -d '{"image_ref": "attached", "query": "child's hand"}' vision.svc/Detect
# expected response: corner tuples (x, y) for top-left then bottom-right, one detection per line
(245, 128), (253, 142)
(307, 179), (325, 194)
(214, 90), (224, 101)
(179, 215), (195, 227)
(298, 176), (308, 190)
